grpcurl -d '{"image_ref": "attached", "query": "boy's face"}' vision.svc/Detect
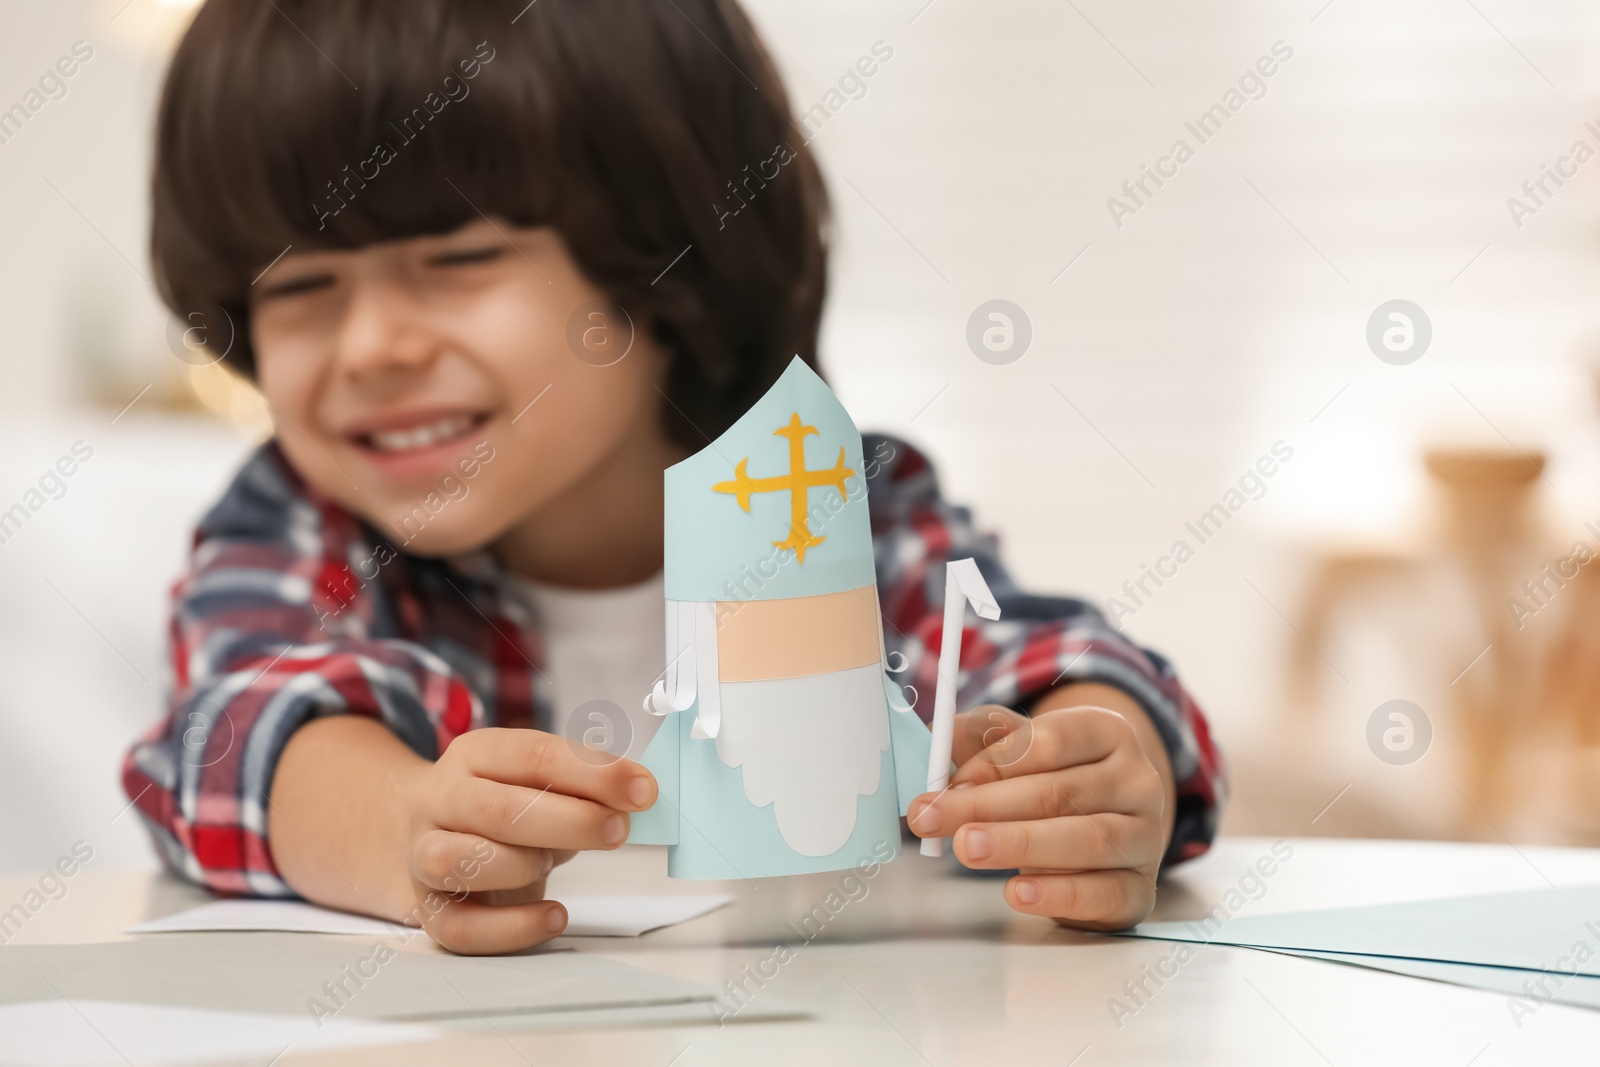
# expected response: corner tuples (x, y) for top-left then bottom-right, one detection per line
(250, 219), (669, 558)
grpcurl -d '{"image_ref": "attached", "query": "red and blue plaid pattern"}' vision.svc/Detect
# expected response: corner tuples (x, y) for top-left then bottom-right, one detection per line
(122, 436), (1225, 895)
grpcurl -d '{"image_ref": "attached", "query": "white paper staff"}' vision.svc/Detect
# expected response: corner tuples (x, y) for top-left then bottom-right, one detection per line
(921, 557), (1001, 858)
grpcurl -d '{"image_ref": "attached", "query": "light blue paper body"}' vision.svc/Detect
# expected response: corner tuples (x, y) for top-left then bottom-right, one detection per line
(626, 357), (933, 879)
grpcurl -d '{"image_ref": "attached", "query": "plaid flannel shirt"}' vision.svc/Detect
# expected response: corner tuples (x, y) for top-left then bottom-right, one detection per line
(122, 435), (1225, 896)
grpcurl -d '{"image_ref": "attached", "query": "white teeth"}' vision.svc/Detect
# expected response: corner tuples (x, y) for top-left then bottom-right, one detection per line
(367, 415), (475, 453)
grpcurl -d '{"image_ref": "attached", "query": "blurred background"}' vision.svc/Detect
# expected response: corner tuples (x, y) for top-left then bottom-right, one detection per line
(3, 0), (1600, 873)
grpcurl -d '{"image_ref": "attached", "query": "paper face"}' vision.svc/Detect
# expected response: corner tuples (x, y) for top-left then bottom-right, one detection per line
(714, 586), (881, 681)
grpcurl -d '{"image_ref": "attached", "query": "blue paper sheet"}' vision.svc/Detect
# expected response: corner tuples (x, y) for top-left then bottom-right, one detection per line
(1269, 949), (1600, 1012)
(1122, 884), (1600, 978)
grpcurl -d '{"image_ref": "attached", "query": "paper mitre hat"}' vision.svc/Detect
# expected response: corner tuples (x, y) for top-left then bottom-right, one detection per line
(663, 356), (874, 604)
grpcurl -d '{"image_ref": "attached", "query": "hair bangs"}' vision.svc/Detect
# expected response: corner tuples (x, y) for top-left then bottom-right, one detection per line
(153, 1), (558, 370)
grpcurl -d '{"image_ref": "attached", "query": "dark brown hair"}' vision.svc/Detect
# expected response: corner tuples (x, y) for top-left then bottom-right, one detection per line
(150, 0), (829, 445)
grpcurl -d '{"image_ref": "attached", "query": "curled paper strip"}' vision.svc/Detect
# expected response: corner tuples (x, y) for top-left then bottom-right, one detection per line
(691, 601), (721, 739)
(643, 600), (721, 739)
(883, 673), (918, 714)
(644, 601), (694, 715)
(644, 681), (687, 716)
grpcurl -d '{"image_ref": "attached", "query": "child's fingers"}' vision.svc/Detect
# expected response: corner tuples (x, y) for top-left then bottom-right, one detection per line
(473, 883), (551, 908)
(452, 728), (657, 812)
(410, 829), (552, 894)
(422, 895), (568, 956)
(949, 705), (1131, 788)
(950, 812), (1161, 872)
(1003, 869), (1156, 930)
(908, 755), (1161, 837)
(948, 705), (1029, 768)
(442, 778), (630, 851)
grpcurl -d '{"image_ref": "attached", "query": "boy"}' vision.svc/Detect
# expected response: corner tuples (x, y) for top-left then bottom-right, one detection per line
(124, 0), (1225, 955)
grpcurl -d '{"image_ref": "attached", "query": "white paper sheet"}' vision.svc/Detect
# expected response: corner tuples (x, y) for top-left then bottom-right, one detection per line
(126, 894), (733, 939)
(562, 893), (733, 936)
(0, 1000), (441, 1067)
(126, 900), (408, 938)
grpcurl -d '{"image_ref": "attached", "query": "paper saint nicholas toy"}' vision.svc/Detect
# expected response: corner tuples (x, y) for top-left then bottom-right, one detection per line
(625, 356), (995, 879)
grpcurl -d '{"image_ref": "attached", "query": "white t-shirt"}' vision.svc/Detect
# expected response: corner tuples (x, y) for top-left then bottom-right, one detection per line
(501, 570), (666, 761)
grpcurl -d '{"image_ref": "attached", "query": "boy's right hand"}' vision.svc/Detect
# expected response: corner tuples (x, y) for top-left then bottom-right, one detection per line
(400, 727), (657, 954)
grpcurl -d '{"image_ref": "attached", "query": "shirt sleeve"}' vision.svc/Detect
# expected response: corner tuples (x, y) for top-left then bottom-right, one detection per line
(119, 447), (483, 897)
(864, 434), (1227, 867)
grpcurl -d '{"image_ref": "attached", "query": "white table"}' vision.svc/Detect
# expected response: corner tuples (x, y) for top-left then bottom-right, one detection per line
(4, 835), (1598, 1065)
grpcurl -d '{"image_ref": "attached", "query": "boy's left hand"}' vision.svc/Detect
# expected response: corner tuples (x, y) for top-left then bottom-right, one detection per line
(907, 685), (1175, 931)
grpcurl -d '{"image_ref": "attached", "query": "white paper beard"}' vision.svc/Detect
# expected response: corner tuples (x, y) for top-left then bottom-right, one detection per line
(713, 663), (891, 856)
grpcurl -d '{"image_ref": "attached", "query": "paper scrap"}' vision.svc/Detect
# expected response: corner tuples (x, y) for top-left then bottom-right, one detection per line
(126, 899), (406, 938)
(126, 894), (732, 939)
(562, 893), (732, 936)
(0, 934), (715, 1022)
(0, 999), (441, 1067)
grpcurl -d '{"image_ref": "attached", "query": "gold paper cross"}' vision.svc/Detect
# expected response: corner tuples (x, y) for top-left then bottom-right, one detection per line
(713, 412), (854, 563)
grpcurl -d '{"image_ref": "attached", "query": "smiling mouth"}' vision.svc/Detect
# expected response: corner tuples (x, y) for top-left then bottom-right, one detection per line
(354, 412), (490, 454)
